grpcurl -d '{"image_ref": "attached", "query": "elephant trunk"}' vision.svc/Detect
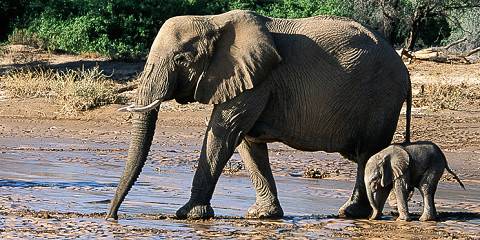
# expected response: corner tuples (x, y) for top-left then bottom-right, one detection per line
(366, 185), (380, 220)
(107, 109), (159, 220)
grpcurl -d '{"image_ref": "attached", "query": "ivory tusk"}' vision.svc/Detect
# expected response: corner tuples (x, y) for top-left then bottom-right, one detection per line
(117, 103), (136, 112)
(117, 99), (161, 112)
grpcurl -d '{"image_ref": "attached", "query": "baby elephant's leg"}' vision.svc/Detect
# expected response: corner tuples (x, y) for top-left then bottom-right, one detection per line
(418, 169), (442, 221)
(394, 178), (411, 221)
(387, 189), (414, 213)
(387, 191), (398, 209)
(369, 187), (391, 220)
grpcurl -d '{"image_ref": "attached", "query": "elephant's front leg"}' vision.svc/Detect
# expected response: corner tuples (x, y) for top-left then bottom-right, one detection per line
(175, 125), (230, 219)
(176, 89), (269, 219)
(394, 178), (411, 221)
(237, 140), (283, 219)
(175, 123), (242, 219)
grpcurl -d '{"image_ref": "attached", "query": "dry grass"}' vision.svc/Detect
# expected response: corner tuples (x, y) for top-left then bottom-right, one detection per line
(413, 82), (480, 111)
(1, 66), (123, 113)
(8, 29), (47, 50)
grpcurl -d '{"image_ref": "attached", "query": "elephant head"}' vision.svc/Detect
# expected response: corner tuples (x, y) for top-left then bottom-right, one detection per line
(107, 10), (281, 220)
(364, 145), (410, 219)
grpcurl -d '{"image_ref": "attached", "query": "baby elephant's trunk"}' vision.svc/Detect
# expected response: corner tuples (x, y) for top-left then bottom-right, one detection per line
(365, 186), (381, 219)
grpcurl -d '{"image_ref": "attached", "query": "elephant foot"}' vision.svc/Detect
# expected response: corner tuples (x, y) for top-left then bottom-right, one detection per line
(419, 213), (436, 222)
(176, 201), (214, 220)
(369, 209), (382, 220)
(396, 214), (411, 221)
(338, 198), (372, 218)
(246, 200), (284, 219)
(105, 211), (118, 221)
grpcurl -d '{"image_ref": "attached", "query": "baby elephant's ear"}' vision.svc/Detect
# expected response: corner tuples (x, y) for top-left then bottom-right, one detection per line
(380, 146), (410, 187)
(390, 146), (410, 179)
(380, 155), (393, 187)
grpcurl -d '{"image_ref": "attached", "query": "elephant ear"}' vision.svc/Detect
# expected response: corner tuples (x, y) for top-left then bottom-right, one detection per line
(194, 11), (281, 104)
(381, 146), (410, 187)
(380, 154), (393, 187)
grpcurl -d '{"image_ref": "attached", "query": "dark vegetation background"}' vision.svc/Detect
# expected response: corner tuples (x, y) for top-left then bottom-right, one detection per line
(1, 0), (479, 59)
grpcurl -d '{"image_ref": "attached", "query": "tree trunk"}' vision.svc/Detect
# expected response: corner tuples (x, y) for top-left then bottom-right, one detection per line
(381, 0), (400, 45)
(406, 6), (427, 51)
(383, 18), (399, 44)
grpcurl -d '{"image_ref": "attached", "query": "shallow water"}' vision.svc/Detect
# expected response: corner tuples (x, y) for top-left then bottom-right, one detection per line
(1, 136), (479, 238)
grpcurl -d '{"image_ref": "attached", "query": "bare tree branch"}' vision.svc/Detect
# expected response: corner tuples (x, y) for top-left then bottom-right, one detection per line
(444, 37), (467, 49)
(466, 47), (480, 57)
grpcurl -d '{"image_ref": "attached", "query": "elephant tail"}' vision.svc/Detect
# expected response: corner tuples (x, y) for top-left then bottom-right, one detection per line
(404, 74), (412, 143)
(441, 150), (466, 190)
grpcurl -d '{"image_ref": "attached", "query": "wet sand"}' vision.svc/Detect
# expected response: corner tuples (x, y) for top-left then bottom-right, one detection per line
(1, 107), (479, 238)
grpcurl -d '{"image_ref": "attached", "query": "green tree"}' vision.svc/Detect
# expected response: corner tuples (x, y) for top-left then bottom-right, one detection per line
(404, 0), (480, 50)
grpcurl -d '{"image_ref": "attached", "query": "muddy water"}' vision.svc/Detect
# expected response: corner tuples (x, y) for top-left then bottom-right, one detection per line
(1, 137), (479, 238)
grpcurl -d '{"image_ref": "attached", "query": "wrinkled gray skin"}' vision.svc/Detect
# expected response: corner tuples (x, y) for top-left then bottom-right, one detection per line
(364, 141), (465, 221)
(106, 10), (412, 220)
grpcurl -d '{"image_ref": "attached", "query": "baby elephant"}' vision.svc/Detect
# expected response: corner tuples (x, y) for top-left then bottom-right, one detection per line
(364, 141), (465, 221)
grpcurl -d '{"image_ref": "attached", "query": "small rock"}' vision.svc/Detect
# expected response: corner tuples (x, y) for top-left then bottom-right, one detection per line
(303, 168), (330, 179)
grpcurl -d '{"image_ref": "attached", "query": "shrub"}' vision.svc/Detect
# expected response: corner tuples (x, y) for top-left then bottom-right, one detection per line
(58, 67), (119, 112)
(1, 66), (122, 112)
(5, 0), (192, 58)
(274, 0), (353, 18)
(446, 8), (480, 52)
(25, 14), (109, 54)
(7, 29), (47, 49)
(4, 0), (356, 58)
(414, 83), (480, 111)
(2, 67), (61, 98)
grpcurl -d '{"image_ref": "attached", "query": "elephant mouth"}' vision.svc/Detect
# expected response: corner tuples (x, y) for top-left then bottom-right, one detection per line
(117, 99), (161, 112)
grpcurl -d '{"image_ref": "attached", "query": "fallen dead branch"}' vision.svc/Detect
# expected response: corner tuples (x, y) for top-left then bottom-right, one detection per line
(398, 38), (479, 64)
(443, 37), (467, 50)
(412, 48), (471, 64)
(466, 47), (480, 57)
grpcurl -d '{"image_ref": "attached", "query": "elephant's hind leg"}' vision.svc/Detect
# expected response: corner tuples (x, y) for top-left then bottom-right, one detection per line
(238, 140), (283, 219)
(338, 154), (373, 218)
(418, 168), (442, 221)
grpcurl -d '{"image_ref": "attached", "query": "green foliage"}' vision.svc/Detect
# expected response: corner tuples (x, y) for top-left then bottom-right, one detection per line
(447, 7), (480, 51)
(5, 0), (192, 58)
(28, 14), (110, 54)
(1, 0), (475, 57)
(3, 0), (355, 58)
(199, 0), (354, 18)
(259, 0), (327, 18)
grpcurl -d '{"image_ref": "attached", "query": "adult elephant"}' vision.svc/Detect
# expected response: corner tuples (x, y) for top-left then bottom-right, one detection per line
(106, 10), (411, 220)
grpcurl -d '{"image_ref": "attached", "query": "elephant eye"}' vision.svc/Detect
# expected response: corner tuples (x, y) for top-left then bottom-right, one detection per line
(174, 54), (188, 64)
